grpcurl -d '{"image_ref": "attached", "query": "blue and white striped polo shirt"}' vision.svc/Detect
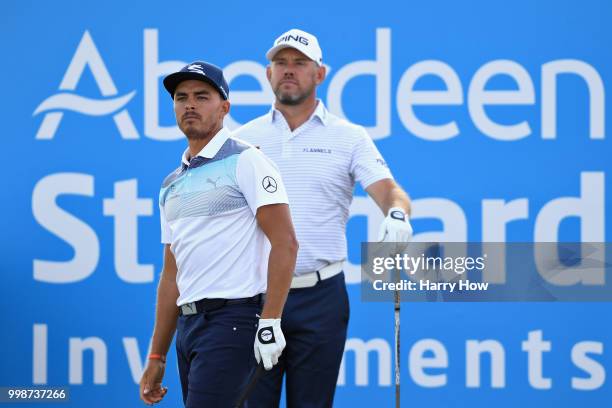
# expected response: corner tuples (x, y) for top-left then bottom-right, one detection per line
(234, 101), (392, 275)
(159, 128), (288, 305)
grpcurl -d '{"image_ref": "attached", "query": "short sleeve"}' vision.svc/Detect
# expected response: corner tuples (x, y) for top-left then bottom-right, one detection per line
(350, 127), (394, 189)
(159, 202), (172, 244)
(236, 148), (289, 215)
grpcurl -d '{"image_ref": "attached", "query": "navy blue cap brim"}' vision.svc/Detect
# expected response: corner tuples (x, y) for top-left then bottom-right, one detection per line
(163, 72), (228, 100)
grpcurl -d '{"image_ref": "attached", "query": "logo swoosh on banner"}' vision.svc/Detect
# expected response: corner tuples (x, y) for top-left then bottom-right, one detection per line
(33, 91), (136, 116)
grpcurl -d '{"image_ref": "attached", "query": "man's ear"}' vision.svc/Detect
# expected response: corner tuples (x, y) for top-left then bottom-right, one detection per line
(266, 65), (272, 83)
(316, 64), (327, 85)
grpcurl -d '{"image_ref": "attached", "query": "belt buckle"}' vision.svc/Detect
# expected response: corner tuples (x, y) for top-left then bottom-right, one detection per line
(181, 303), (197, 316)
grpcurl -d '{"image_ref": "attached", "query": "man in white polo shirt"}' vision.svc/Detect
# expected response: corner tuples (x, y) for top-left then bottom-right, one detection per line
(139, 61), (298, 408)
(234, 30), (413, 407)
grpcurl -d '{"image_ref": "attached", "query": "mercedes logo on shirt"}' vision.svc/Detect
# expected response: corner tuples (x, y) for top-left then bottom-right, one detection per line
(262, 176), (278, 193)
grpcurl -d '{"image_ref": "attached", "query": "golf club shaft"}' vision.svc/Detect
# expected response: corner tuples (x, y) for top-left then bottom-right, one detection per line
(395, 288), (400, 408)
(234, 363), (265, 408)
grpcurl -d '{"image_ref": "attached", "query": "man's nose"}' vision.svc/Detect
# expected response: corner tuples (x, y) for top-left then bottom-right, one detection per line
(185, 99), (196, 110)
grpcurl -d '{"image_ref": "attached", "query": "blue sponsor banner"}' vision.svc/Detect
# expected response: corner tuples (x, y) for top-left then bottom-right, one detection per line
(1, 0), (610, 406)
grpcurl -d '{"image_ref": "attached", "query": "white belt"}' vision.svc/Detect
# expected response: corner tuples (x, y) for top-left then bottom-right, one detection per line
(290, 261), (344, 289)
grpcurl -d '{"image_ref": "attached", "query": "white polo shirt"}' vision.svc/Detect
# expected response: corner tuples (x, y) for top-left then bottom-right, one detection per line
(233, 101), (392, 275)
(159, 128), (288, 305)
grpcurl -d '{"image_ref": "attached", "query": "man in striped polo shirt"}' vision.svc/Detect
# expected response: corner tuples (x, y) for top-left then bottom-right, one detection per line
(234, 29), (413, 407)
(139, 61), (298, 407)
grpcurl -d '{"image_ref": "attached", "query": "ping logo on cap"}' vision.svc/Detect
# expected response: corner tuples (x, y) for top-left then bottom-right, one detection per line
(267, 29), (323, 66)
(276, 34), (309, 46)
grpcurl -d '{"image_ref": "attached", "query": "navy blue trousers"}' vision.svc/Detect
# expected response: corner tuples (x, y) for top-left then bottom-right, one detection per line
(176, 302), (260, 407)
(247, 272), (350, 408)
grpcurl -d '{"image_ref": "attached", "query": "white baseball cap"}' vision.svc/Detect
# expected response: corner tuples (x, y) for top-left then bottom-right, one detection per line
(266, 28), (323, 66)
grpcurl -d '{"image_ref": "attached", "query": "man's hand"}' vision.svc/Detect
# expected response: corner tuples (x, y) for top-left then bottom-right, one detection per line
(139, 360), (168, 405)
(378, 207), (413, 242)
(254, 319), (286, 370)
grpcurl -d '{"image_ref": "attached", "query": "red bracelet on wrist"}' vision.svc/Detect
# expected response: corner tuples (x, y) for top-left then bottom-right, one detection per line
(149, 354), (166, 363)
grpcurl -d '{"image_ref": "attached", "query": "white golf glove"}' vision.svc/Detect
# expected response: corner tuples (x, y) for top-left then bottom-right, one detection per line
(378, 207), (413, 243)
(254, 318), (286, 370)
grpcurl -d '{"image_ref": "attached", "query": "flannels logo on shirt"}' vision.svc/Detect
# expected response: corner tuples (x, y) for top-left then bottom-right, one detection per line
(262, 176), (278, 193)
(376, 158), (388, 168)
(303, 148), (332, 154)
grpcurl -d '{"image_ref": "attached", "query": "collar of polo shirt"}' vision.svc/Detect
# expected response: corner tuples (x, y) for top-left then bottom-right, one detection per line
(269, 99), (328, 127)
(181, 127), (231, 167)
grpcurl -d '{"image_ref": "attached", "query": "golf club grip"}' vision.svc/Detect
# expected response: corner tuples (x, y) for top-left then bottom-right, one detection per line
(234, 363), (265, 408)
